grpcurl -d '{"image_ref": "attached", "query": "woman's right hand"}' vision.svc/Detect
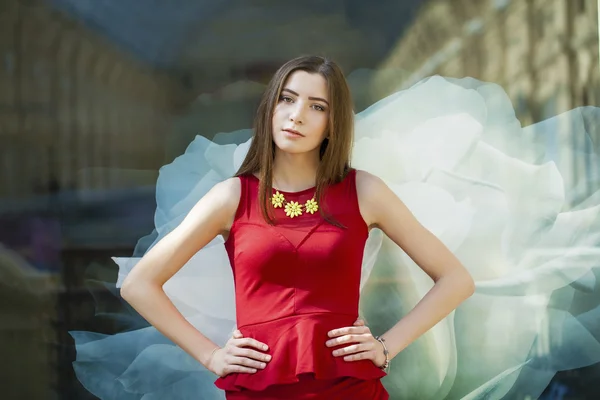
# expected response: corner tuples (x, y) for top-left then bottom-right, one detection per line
(207, 330), (272, 377)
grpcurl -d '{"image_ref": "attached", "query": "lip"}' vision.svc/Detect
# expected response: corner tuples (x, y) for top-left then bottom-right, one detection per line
(283, 128), (304, 137)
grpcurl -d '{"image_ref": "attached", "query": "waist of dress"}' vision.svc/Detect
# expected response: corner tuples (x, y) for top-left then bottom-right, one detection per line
(215, 312), (386, 392)
(237, 311), (358, 330)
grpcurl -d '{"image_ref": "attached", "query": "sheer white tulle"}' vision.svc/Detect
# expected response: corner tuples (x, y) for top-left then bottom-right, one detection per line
(70, 76), (600, 399)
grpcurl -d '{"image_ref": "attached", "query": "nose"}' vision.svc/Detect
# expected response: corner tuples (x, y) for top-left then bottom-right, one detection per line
(289, 104), (304, 125)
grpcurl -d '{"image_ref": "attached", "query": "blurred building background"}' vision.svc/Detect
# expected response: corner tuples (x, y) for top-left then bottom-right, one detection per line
(375, 0), (598, 125)
(0, 0), (420, 201)
(370, 0), (599, 205)
(374, 0), (600, 119)
(1, 0), (598, 199)
(0, 0), (598, 399)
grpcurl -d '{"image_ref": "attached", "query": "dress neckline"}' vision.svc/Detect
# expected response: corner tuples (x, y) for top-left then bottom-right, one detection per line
(248, 174), (316, 196)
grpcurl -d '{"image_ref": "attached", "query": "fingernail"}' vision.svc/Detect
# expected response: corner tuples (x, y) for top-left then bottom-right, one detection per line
(332, 350), (339, 356)
(263, 345), (268, 351)
(260, 363), (266, 368)
(325, 340), (332, 347)
(265, 355), (271, 361)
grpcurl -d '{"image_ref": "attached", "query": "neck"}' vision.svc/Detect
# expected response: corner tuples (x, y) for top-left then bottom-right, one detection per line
(272, 148), (320, 192)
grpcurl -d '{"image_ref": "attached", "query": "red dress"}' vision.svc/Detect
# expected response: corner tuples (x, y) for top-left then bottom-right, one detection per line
(215, 170), (389, 399)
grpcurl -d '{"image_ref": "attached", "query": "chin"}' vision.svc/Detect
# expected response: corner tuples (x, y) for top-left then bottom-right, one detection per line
(275, 143), (306, 154)
(273, 140), (315, 156)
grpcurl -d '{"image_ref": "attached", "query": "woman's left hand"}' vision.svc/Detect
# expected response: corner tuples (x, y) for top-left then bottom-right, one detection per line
(326, 318), (387, 368)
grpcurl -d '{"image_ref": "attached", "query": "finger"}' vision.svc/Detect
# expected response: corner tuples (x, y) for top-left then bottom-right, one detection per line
(332, 343), (372, 357)
(231, 355), (267, 370)
(234, 337), (269, 351)
(232, 330), (243, 339)
(353, 318), (365, 326)
(224, 364), (258, 374)
(328, 326), (370, 338)
(326, 333), (370, 347)
(343, 351), (375, 362)
(232, 347), (272, 363)
(325, 327), (373, 347)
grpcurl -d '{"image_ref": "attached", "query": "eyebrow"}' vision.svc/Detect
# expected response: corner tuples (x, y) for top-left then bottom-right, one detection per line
(282, 88), (329, 106)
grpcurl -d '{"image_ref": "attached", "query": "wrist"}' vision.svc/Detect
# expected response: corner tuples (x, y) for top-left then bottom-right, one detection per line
(205, 347), (221, 372)
(195, 342), (220, 367)
(378, 328), (407, 360)
(374, 335), (390, 372)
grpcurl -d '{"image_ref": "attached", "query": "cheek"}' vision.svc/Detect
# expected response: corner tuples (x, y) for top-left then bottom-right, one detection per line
(317, 114), (329, 136)
(271, 110), (282, 131)
(272, 108), (280, 123)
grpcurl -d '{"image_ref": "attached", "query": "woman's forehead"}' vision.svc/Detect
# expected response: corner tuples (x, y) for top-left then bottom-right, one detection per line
(283, 71), (328, 99)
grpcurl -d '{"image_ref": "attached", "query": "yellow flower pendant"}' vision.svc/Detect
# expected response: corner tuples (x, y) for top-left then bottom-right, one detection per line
(305, 198), (319, 214)
(271, 191), (319, 218)
(272, 191), (285, 208)
(285, 201), (303, 218)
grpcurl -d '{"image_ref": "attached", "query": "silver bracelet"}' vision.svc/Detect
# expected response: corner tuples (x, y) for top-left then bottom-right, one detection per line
(375, 336), (390, 372)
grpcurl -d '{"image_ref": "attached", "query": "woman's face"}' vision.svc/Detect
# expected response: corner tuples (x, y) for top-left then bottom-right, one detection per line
(272, 70), (330, 156)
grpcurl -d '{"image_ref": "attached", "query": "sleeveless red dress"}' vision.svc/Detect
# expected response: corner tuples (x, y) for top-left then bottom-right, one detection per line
(215, 170), (389, 399)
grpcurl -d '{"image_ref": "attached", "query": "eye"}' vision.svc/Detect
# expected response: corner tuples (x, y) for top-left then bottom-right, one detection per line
(280, 95), (293, 103)
(312, 104), (326, 112)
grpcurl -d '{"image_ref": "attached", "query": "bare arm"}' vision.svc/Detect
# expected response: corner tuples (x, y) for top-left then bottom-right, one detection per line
(121, 177), (241, 367)
(356, 170), (475, 359)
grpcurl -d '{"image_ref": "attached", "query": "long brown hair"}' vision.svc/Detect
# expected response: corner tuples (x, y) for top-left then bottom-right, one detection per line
(235, 55), (354, 225)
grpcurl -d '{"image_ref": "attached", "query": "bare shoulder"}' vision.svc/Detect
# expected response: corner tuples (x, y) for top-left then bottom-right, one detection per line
(354, 169), (388, 228)
(212, 176), (241, 206)
(355, 169), (386, 194)
(210, 176), (242, 224)
(181, 176), (242, 237)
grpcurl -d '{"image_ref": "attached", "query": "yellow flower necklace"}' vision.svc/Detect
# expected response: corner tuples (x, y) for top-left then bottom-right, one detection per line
(271, 190), (319, 218)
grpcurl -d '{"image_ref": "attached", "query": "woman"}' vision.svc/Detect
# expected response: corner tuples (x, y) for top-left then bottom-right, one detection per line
(118, 56), (474, 398)
(71, 56), (600, 399)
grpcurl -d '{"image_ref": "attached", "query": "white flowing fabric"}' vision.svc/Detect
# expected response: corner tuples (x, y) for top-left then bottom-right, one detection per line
(71, 76), (600, 400)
